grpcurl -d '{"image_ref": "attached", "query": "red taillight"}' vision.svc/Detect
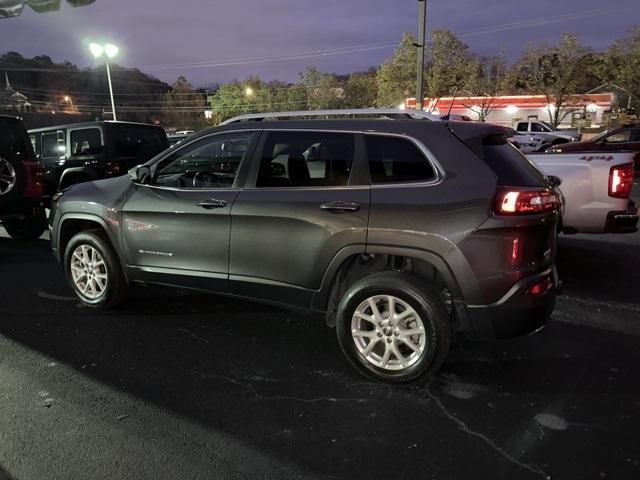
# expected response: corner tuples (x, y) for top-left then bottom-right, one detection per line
(494, 187), (560, 215)
(23, 162), (44, 197)
(105, 160), (121, 177)
(525, 276), (554, 295)
(609, 163), (633, 199)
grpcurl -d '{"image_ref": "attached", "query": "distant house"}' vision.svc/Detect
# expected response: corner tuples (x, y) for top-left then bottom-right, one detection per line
(0, 72), (32, 112)
(587, 83), (634, 111)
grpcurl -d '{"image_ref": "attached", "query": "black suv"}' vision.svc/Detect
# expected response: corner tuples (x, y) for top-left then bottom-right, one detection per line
(49, 115), (560, 383)
(29, 121), (169, 194)
(0, 115), (48, 240)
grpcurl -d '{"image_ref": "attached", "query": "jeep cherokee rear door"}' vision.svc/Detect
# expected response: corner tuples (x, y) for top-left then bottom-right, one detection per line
(228, 130), (369, 307)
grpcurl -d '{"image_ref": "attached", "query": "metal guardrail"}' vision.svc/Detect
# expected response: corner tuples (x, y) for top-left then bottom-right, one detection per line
(219, 108), (439, 125)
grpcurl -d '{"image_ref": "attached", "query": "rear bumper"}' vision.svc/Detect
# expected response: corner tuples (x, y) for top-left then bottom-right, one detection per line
(604, 201), (638, 234)
(461, 267), (557, 340)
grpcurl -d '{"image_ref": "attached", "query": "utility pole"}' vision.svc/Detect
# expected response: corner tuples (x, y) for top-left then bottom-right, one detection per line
(415, 0), (427, 111)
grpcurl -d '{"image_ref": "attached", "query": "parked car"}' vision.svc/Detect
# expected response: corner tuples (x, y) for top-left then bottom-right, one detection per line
(546, 125), (640, 175)
(0, 115), (48, 240)
(29, 121), (169, 194)
(508, 131), (554, 153)
(528, 151), (637, 234)
(514, 120), (582, 145)
(440, 113), (472, 122)
(49, 109), (561, 383)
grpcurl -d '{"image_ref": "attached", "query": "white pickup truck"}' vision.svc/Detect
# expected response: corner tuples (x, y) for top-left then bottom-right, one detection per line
(527, 151), (638, 234)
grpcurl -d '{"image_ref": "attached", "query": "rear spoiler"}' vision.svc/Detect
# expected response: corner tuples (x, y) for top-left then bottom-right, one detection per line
(446, 122), (515, 160)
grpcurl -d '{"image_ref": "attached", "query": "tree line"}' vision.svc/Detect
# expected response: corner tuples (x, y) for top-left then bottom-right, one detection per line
(164, 26), (639, 129)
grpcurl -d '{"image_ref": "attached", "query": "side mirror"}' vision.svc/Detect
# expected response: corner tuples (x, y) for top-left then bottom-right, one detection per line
(129, 165), (151, 184)
(547, 175), (562, 188)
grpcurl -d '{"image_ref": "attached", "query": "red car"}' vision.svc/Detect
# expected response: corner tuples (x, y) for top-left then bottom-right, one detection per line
(548, 125), (640, 174)
(0, 115), (48, 240)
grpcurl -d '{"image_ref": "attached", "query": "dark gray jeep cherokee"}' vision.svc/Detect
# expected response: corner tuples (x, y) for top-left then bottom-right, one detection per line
(49, 114), (560, 383)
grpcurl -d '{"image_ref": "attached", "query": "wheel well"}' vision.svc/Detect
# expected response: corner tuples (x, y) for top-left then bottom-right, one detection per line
(59, 219), (107, 256)
(324, 254), (454, 327)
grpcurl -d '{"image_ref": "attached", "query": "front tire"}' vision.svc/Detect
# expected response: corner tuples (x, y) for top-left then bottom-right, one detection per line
(336, 272), (451, 383)
(64, 230), (127, 309)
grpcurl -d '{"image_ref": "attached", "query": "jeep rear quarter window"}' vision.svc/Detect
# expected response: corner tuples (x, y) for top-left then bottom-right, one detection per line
(70, 128), (103, 156)
(110, 125), (169, 162)
(365, 135), (436, 184)
(481, 134), (548, 186)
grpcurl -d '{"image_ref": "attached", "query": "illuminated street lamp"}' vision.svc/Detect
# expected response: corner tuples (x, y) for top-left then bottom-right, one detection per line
(505, 104), (519, 115)
(89, 42), (119, 121)
(245, 86), (254, 97)
(586, 103), (599, 113)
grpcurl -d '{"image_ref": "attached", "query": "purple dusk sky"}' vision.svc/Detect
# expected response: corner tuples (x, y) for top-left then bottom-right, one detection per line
(1, 0), (638, 87)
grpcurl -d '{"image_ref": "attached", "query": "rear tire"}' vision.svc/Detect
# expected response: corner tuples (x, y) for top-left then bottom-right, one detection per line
(3, 211), (47, 240)
(0, 155), (27, 208)
(64, 230), (128, 309)
(336, 271), (451, 383)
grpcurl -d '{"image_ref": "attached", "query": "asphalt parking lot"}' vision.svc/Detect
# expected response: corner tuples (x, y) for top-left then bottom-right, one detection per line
(0, 189), (639, 480)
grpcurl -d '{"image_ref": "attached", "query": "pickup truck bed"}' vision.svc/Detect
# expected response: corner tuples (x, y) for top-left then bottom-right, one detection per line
(527, 151), (638, 234)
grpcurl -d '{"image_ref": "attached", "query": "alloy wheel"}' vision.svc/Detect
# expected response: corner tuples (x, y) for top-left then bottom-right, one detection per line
(351, 295), (427, 371)
(70, 245), (109, 300)
(0, 157), (17, 195)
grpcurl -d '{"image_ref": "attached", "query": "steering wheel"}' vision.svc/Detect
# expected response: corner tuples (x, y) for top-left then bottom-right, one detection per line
(192, 171), (214, 188)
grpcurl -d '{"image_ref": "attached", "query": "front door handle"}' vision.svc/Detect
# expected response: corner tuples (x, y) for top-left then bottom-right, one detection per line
(196, 199), (228, 209)
(320, 201), (360, 213)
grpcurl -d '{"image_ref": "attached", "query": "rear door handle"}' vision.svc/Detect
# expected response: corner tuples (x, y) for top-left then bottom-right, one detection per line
(320, 201), (360, 213)
(196, 199), (228, 209)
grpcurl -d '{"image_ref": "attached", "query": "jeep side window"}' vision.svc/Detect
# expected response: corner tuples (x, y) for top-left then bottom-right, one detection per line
(365, 135), (436, 184)
(256, 131), (355, 188)
(154, 132), (255, 189)
(530, 122), (547, 132)
(41, 132), (62, 159)
(70, 128), (103, 156)
(516, 122), (528, 132)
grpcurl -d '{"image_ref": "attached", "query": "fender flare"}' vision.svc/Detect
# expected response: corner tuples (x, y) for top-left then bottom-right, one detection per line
(58, 167), (99, 189)
(311, 244), (464, 312)
(57, 212), (120, 261)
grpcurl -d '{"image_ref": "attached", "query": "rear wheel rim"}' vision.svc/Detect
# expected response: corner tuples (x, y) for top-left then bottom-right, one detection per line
(351, 295), (427, 371)
(0, 158), (16, 195)
(70, 245), (108, 300)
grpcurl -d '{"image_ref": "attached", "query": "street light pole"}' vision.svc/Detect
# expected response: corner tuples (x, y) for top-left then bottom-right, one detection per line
(104, 59), (117, 121)
(89, 42), (119, 121)
(415, 0), (427, 111)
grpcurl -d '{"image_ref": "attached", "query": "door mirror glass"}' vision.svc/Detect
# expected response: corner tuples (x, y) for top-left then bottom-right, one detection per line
(129, 165), (151, 184)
